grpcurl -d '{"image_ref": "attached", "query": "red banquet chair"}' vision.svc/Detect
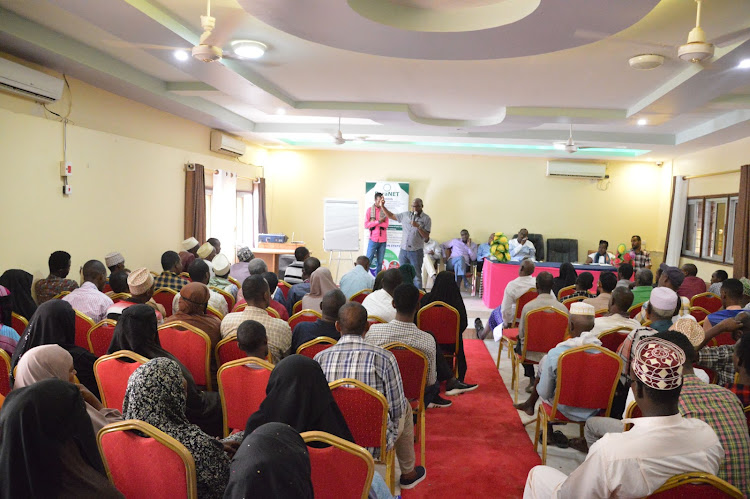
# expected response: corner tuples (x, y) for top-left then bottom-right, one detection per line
(417, 301), (461, 377)
(301, 431), (375, 499)
(74, 309), (95, 350)
(288, 310), (322, 331)
(152, 288), (178, 317)
(689, 306), (710, 324)
(94, 350), (149, 412)
(11, 312), (27, 337)
(497, 288), (539, 368)
(350, 289), (372, 304)
(628, 303), (643, 319)
(292, 300), (304, 315)
(562, 295), (586, 310)
(557, 285), (575, 300)
(690, 293), (722, 314)
(217, 357), (274, 437)
(296, 337), (337, 359)
(206, 306), (223, 320)
(98, 420), (198, 499)
(277, 280), (292, 301)
(367, 316), (385, 328)
(210, 287), (235, 313)
(0, 349), (11, 396)
(266, 306), (280, 319)
(215, 336), (245, 367)
(158, 322), (212, 391)
(647, 472), (743, 498)
(597, 326), (632, 353)
(87, 319), (118, 357)
(232, 302), (248, 313)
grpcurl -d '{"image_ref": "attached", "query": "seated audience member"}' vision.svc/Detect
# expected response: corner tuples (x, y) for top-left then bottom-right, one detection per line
(63, 260), (113, 322)
(291, 289), (345, 353)
(724, 328), (750, 407)
(229, 246), (254, 285)
(635, 263), (691, 324)
(703, 278), (745, 334)
(124, 358), (231, 498)
(106, 267), (165, 322)
(315, 302), (427, 489)
(583, 272), (617, 312)
(208, 254), (238, 299)
(589, 287), (641, 335)
(422, 236), (443, 290)
(339, 256), (376, 299)
(237, 259), (272, 305)
(443, 229), (478, 290)
(179, 236), (200, 270)
(14, 344), (122, 432)
(629, 234), (652, 270)
(165, 282), (222, 362)
(709, 269), (729, 296)
(225, 423), (313, 499)
(523, 337), (722, 498)
(284, 246), (310, 285)
(207, 237), (221, 255)
(678, 263), (706, 299)
(476, 233), (494, 273)
(171, 260), (227, 316)
(109, 305), (222, 435)
(585, 240), (614, 264)
(509, 228), (536, 262)
(260, 272), (289, 321)
(743, 277), (750, 308)
(362, 268), (403, 323)
(108, 269), (130, 295)
(11, 300), (99, 397)
(497, 259), (537, 328)
(104, 251), (126, 278)
(301, 267), (337, 312)
(285, 258), (320, 316)
(564, 272), (595, 301)
(197, 242), (217, 278)
(33, 251), (78, 305)
(0, 318), (20, 357)
(153, 250), (188, 291)
(552, 262), (577, 298)
(0, 269), (37, 321)
(221, 275), (292, 363)
(631, 268), (654, 307)
(616, 262), (634, 288)
(237, 320), (269, 359)
(0, 379), (124, 499)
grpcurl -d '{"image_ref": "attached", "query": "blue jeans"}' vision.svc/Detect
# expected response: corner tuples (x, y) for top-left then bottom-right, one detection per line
(399, 249), (424, 289)
(366, 240), (387, 275)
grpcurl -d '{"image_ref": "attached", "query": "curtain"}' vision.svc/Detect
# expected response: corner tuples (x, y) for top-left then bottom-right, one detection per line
(256, 177), (268, 235)
(665, 175), (688, 266)
(733, 164), (750, 277)
(184, 163), (206, 242)
(211, 169), (238, 259)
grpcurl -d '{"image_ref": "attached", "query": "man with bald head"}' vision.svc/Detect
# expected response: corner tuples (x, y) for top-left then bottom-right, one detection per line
(315, 302), (427, 489)
(381, 197), (432, 289)
(362, 268), (402, 322)
(63, 259), (113, 322)
(290, 289), (346, 353)
(338, 256), (375, 299)
(509, 228), (536, 262)
(589, 286), (641, 335)
(501, 259), (537, 327)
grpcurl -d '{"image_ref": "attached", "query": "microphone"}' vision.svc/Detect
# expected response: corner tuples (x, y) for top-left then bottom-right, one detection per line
(411, 211), (417, 223)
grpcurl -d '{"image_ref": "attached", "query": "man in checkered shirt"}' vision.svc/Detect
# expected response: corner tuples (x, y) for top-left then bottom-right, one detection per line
(153, 251), (189, 292)
(315, 302), (427, 490)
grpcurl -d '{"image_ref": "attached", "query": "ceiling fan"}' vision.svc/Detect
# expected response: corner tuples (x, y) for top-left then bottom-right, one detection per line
(332, 117), (389, 145)
(554, 125), (601, 154)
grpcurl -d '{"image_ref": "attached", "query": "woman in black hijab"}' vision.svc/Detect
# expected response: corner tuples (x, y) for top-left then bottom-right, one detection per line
(10, 300), (99, 398)
(107, 304), (223, 436)
(552, 263), (577, 298)
(0, 269), (36, 321)
(225, 422), (313, 499)
(421, 271), (468, 381)
(0, 378), (123, 498)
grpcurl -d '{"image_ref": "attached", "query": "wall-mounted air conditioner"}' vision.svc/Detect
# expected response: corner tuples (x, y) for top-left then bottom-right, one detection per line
(0, 57), (64, 103)
(546, 161), (607, 179)
(210, 130), (246, 157)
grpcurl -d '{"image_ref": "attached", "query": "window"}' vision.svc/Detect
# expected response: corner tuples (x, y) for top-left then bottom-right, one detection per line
(725, 196), (738, 264)
(236, 191), (256, 248)
(681, 194), (738, 264)
(682, 199), (703, 258)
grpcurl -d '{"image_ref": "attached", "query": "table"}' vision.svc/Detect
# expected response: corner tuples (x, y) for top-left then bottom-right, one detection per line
(481, 260), (617, 309)
(251, 245), (301, 273)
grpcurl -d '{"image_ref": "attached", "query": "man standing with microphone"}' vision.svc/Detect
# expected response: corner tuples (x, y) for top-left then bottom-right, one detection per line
(364, 192), (389, 275)
(381, 198), (431, 289)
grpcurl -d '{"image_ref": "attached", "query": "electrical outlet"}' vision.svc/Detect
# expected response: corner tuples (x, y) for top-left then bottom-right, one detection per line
(62, 185), (72, 196)
(60, 161), (73, 176)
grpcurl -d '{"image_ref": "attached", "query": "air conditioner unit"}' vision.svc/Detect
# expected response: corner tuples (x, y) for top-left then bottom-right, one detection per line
(210, 130), (246, 157)
(546, 161), (607, 179)
(0, 57), (64, 103)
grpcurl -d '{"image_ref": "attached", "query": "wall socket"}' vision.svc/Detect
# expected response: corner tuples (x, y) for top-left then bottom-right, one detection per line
(60, 161), (73, 176)
(62, 185), (72, 196)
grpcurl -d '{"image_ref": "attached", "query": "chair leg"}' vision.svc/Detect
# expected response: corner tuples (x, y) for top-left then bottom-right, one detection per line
(496, 340), (503, 369)
(420, 408), (426, 467)
(541, 412), (548, 465)
(512, 355), (519, 403)
(385, 450), (395, 495)
(507, 339), (515, 359)
(579, 423), (584, 438)
(533, 405), (542, 452)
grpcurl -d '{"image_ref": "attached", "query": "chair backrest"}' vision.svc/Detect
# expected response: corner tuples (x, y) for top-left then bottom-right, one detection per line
(597, 327), (632, 353)
(210, 287), (235, 313)
(350, 289), (372, 304)
(158, 322), (212, 390)
(521, 306), (569, 358)
(232, 302), (248, 313)
(152, 288), (178, 317)
(87, 319), (118, 357)
(98, 419), (198, 499)
(383, 343), (427, 404)
(562, 295), (586, 309)
(227, 276), (240, 288)
(416, 301), (460, 353)
(110, 292), (132, 303)
(0, 349), (11, 396)
(689, 306), (710, 324)
(301, 431), (375, 499)
(277, 280), (292, 300)
(296, 337), (337, 358)
(179, 272), (192, 282)
(51, 291), (71, 300)
(329, 378), (389, 452)
(206, 306), (224, 320)
(625, 401), (642, 419)
(94, 350), (149, 411)
(10, 312), (27, 336)
(595, 309), (608, 318)
(217, 357), (274, 436)
(215, 335), (245, 367)
(713, 332), (736, 346)
(74, 309), (95, 350)
(546, 238), (578, 264)
(647, 472), (744, 498)
(628, 303), (643, 319)
(102, 283), (113, 294)
(690, 293), (722, 314)
(557, 285), (576, 300)
(293, 300), (303, 315)
(551, 345), (623, 419)
(514, 289), (539, 324)
(266, 306), (280, 319)
(289, 310), (323, 330)
(367, 316), (385, 327)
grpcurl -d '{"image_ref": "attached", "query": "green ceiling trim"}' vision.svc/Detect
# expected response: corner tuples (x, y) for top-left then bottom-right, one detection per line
(505, 107), (626, 119)
(675, 109), (750, 144)
(166, 82), (218, 92)
(122, 0), (198, 46)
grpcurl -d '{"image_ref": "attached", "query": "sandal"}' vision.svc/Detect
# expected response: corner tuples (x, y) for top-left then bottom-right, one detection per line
(568, 437), (589, 453)
(550, 430), (569, 449)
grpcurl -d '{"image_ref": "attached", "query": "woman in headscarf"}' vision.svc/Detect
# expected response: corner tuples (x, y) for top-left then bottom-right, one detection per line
(0, 285), (19, 355)
(301, 267), (337, 312)
(398, 263), (417, 288)
(421, 271), (468, 381)
(14, 344), (123, 433)
(552, 262), (578, 299)
(0, 269), (36, 321)
(107, 304), (222, 436)
(0, 378), (124, 499)
(10, 300), (99, 398)
(225, 422), (313, 499)
(124, 358), (230, 499)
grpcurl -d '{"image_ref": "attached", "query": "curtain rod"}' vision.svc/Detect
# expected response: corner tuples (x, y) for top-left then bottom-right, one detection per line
(204, 168), (258, 182)
(682, 169), (741, 180)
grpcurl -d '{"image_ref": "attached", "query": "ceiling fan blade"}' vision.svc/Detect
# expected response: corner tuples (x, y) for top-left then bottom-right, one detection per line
(710, 26), (750, 47)
(103, 40), (186, 51)
(208, 14), (245, 49)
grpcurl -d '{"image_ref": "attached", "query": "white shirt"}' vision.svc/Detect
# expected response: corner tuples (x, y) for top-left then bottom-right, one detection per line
(423, 239), (442, 261)
(172, 288), (228, 316)
(509, 239), (536, 262)
(63, 281), (114, 323)
(589, 314), (642, 336)
(587, 252), (615, 264)
(362, 289), (396, 322)
(501, 275), (537, 325)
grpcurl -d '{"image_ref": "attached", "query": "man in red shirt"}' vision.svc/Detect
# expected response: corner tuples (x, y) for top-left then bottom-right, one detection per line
(678, 263), (707, 299)
(364, 192), (389, 275)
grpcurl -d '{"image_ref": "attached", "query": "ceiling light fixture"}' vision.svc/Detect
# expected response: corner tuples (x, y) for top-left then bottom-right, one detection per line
(628, 54), (664, 70)
(173, 50), (189, 61)
(637, 118), (648, 126)
(231, 40), (267, 59)
(738, 59), (750, 69)
(275, 108), (286, 115)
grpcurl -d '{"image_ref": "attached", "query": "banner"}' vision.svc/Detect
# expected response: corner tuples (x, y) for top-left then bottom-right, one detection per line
(364, 181), (409, 274)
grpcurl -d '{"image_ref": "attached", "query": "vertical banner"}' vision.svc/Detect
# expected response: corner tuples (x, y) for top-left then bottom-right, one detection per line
(364, 181), (410, 274)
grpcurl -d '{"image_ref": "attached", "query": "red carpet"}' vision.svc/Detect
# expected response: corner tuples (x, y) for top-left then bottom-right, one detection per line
(401, 339), (541, 498)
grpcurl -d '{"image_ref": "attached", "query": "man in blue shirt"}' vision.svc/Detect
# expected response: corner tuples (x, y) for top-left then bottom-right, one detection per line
(339, 256), (375, 299)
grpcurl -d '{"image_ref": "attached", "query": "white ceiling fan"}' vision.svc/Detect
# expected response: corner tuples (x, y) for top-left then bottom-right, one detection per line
(332, 117), (390, 145)
(554, 125), (601, 153)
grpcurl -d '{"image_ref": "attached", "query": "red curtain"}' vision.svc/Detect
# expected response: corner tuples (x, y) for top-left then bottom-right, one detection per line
(733, 164), (750, 277)
(184, 164), (206, 242)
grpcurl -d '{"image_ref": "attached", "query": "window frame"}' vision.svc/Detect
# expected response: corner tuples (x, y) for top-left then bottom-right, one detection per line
(680, 192), (738, 266)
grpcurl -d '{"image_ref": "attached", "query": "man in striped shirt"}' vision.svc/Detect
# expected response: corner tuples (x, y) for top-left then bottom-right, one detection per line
(315, 302), (427, 490)
(63, 260), (113, 322)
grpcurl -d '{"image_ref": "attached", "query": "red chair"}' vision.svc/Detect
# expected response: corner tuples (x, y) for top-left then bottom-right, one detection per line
(690, 293), (722, 314)
(94, 350), (149, 412)
(110, 292), (131, 303)
(0, 349), (11, 396)
(534, 345), (623, 464)
(289, 310), (322, 331)
(367, 316), (385, 327)
(51, 291), (71, 300)
(647, 472), (743, 498)
(623, 400), (642, 431)
(74, 310), (95, 350)
(497, 288), (539, 369)
(266, 306), (280, 319)
(384, 342), (428, 466)
(329, 378), (395, 494)
(215, 336), (245, 367)
(227, 276), (241, 288)
(158, 322), (212, 391)
(152, 288), (178, 317)
(296, 337), (337, 359)
(350, 289), (372, 304)
(689, 306), (710, 324)
(11, 312), (27, 336)
(597, 326), (632, 353)
(179, 272), (192, 282)
(87, 319), (118, 357)
(557, 285), (575, 300)
(277, 280), (292, 301)
(292, 300), (303, 315)
(417, 301), (460, 377)
(595, 309), (608, 318)
(628, 303), (643, 319)
(206, 306), (224, 320)
(102, 283), (112, 294)
(98, 419), (198, 499)
(232, 302), (248, 313)
(210, 287), (235, 313)
(217, 357), (273, 437)
(562, 295), (586, 310)
(512, 306), (568, 402)
(713, 332), (737, 346)
(301, 431), (375, 499)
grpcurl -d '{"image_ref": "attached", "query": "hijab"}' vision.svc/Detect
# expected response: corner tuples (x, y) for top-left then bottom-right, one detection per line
(166, 283), (221, 341)
(0, 269), (36, 321)
(302, 267), (337, 312)
(422, 271), (468, 332)
(552, 263), (578, 297)
(123, 358), (229, 499)
(245, 355), (354, 441)
(0, 379), (122, 499)
(0, 285), (11, 326)
(373, 270), (386, 291)
(398, 264), (417, 286)
(225, 422), (313, 499)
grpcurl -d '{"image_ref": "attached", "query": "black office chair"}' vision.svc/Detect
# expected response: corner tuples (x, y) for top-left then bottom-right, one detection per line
(546, 239), (578, 263)
(512, 233), (545, 262)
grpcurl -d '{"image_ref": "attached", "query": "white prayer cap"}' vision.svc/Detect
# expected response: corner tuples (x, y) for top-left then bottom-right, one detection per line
(197, 243), (214, 259)
(182, 237), (199, 250)
(212, 254), (231, 276)
(105, 252), (124, 268)
(127, 267), (154, 295)
(570, 302), (595, 316)
(650, 287), (678, 311)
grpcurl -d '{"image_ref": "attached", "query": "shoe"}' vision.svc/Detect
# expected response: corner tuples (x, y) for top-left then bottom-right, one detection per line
(400, 466), (427, 489)
(427, 395), (452, 408)
(525, 383), (535, 394)
(445, 380), (479, 396)
(474, 318), (485, 339)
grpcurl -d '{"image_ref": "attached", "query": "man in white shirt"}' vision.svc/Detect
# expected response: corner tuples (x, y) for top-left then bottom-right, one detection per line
(422, 237), (442, 290)
(339, 256), (375, 299)
(509, 228), (536, 262)
(585, 240), (615, 265)
(362, 268), (402, 322)
(501, 259), (537, 326)
(635, 263), (693, 324)
(589, 287), (641, 336)
(63, 260), (113, 322)
(523, 337), (723, 499)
